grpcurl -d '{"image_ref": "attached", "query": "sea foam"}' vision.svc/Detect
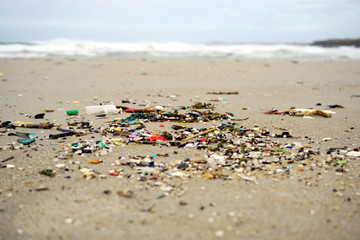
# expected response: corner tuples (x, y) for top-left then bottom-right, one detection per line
(0, 39), (359, 60)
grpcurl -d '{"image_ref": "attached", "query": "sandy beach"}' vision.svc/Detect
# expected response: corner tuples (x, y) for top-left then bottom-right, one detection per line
(0, 58), (359, 240)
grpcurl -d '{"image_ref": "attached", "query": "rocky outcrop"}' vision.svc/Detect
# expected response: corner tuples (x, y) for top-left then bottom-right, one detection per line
(312, 38), (360, 47)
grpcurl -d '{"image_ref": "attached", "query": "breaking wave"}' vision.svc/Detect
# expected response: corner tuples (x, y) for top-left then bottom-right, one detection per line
(1, 39), (359, 60)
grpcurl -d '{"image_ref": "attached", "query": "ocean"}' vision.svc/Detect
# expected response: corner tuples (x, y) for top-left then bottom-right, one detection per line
(1, 39), (360, 60)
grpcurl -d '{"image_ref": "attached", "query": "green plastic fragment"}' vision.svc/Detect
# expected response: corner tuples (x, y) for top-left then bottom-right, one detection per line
(98, 142), (106, 147)
(39, 170), (55, 177)
(66, 109), (79, 115)
(18, 138), (35, 145)
(275, 148), (286, 152)
(350, 127), (354, 130)
(336, 160), (346, 164)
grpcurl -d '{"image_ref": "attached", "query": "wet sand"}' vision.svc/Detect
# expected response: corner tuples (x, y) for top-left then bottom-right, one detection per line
(0, 58), (359, 240)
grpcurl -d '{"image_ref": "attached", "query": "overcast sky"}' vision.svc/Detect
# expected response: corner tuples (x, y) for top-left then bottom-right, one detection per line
(0, 0), (359, 43)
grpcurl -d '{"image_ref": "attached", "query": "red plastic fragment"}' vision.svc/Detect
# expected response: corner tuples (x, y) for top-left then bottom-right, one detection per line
(149, 136), (167, 141)
(125, 108), (136, 113)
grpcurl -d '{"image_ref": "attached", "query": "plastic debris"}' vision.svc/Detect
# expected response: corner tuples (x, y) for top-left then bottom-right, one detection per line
(264, 108), (333, 118)
(327, 104), (344, 108)
(80, 168), (95, 179)
(207, 91), (239, 95)
(347, 151), (360, 157)
(85, 105), (117, 115)
(88, 159), (102, 164)
(34, 113), (45, 119)
(0, 95), (359, 208)
(39, 169), (55, 177)
(66, 109), (79, 115)
(18, 138), (35, 145)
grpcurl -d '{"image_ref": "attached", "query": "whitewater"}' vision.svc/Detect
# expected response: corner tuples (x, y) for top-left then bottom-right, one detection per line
(1, 39), (360, 60)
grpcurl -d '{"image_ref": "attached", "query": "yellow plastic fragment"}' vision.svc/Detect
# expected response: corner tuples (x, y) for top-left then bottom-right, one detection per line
(88, 159), (102, 164)
(203, 172), (215, 179)
(13, 122), (35, 125)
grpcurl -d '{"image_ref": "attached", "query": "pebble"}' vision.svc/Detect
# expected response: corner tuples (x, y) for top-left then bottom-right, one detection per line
(55, 164), (66, 169)
(64, 218), (73, 224)
(215, 230), (225, 237)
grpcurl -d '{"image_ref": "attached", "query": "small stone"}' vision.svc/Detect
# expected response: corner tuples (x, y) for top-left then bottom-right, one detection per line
(64, 218), (73, 224)
(35, 186), (49, 191)
(215, 230), (224, 237)
(55, 164), (66, 169)
(203, 172), (214, 179)
(117, 189), (134, 198)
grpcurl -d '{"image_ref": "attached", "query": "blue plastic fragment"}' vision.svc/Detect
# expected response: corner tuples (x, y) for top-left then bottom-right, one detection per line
(151, 154), (157, 158)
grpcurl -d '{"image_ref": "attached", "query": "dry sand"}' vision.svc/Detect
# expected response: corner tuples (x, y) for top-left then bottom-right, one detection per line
(0, 58), (359, 239)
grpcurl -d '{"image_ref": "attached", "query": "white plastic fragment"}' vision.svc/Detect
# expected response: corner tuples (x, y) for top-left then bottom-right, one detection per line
(85, 105), (117, 115)
(154, 105), (165, 111)
(347, 151), (360, 157)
